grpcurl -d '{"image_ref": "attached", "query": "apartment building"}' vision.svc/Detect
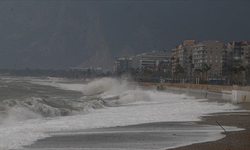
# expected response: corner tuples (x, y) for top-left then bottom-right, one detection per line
(226, 41), (250, 67)
(172, 40), (196, 77)
(178, 40), (196, 76)
(193, 41), (224, 77)
(113, 57), (132, 72)
(171, 45), (180, 74)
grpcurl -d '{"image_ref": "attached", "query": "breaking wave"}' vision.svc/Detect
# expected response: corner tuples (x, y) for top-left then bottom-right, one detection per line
(118, 90), (151, 104)
(0, 78), (152, 125)
(0, 97), (105, 125)
(82, 78), (128, 96)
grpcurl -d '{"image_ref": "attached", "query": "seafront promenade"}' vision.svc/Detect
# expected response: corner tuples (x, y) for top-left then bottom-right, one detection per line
(132, 82), (250, 92)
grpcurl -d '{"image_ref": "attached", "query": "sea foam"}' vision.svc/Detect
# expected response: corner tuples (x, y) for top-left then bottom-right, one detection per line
(0, 77), (242, 150)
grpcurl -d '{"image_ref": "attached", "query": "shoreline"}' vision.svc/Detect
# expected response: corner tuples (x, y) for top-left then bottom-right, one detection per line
(165, 87), (250, 150)
(3, 78), (249, 150)
(22, 85), (250, 150)
(168, 108), (250, 150)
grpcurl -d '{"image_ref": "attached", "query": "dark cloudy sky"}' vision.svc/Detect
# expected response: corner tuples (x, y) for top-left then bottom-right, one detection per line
(0, 0), (249, 69)
(101, 0), (250, 48)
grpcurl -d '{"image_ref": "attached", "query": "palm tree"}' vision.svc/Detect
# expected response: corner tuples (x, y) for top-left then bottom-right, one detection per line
(231, 67), (238, 85)
(175, 64), (185, 83)
(237, 66), (246, 85)
(194, 69), (203, 84)
(230, 66), (246, 85)
(202, 64), (211, 84)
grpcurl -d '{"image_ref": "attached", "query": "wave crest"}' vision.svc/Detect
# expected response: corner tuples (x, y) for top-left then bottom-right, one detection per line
(82, 78), (128, 96)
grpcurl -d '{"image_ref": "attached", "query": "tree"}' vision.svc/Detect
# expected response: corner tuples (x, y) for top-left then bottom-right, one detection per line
(237, 66), (246, 85)
(175, 64), (185, 83)
(230, 66), (246, 85)
(202, 64), (211, 84)
(246, 65), (250, 85)
(194, 69), (203, 84)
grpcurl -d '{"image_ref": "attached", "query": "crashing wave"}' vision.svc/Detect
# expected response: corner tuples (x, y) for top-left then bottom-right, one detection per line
(82, 78), (129, 96)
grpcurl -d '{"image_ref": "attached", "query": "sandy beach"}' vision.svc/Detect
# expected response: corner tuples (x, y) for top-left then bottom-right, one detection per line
(164, 86), (250, 150)
(20, 86), (250, 150)
(169, 103), (250, 150)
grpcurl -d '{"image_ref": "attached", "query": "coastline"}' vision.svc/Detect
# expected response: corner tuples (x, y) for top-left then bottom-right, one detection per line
(169, 105), (250, 150)
(165, 87), (250, 150)
(21, 85), (250, 150)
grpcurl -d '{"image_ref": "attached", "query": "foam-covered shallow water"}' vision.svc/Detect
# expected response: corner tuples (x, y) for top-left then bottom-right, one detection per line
(0, 77), (244, 149)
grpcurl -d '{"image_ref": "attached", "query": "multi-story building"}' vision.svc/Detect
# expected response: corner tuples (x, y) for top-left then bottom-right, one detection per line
(193, 40), (224, 77)
(131, 50), (171, 70)
(171, 45), (180, 74)
(113, 57), (132, 72)
(172, 40), (196, 77)
(226, 41), (250, 67)
(178, 40), (196, 76)
(221, 45), (232, 76)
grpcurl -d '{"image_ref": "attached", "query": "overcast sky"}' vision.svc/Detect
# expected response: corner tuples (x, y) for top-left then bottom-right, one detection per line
(0, 0), (249, 69)
(101, 0), (250, 47)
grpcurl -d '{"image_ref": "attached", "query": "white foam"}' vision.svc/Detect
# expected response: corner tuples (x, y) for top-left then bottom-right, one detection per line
(82, 78), (128, 96)
(31, 80), (86, 92)
(0, 78), (243, 150)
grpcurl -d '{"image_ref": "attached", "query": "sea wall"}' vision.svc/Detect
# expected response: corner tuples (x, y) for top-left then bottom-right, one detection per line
(133, 82), (250, 92)
(162, 85), (232, 101)
(132, 82), (250, 103)
(232, 90), (250, 103)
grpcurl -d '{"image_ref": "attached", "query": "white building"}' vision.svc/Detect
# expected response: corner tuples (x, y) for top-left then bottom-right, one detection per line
(113, 57), (132, 72)
(131, 50), (171, 69)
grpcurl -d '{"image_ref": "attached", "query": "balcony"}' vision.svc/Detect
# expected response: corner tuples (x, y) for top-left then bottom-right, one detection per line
(234, 56), (241, 60)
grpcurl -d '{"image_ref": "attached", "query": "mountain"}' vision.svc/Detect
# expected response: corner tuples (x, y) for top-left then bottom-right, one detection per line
(0, 1), (170, 70)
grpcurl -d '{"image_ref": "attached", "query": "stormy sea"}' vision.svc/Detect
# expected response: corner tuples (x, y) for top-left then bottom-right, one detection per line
(0, 77), (242, 150)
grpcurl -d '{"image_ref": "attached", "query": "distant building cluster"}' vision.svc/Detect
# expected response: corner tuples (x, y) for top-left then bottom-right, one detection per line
(172, 40), (250, 77)
(113, 50), (172, 72)
(113, 40), (250, 84)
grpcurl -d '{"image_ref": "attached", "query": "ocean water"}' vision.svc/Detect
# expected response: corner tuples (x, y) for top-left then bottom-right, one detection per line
(0, 77), (242, 149)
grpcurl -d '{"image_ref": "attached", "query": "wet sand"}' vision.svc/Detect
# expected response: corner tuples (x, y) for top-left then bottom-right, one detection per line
(23, 121), (239, 150)
(169, 103), (250, 150)
(165, 86), (250, 150)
